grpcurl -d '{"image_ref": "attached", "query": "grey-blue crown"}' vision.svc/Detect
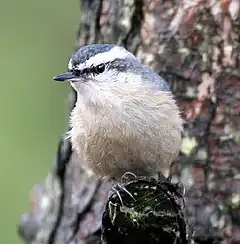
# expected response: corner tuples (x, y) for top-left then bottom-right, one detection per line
(71, 44), (116, 67)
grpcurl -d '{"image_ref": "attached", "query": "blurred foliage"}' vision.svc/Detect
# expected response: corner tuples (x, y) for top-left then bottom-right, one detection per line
(0, 0), (79, 243)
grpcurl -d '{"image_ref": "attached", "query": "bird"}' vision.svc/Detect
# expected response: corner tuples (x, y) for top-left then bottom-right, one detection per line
(53, 44), (183, 182)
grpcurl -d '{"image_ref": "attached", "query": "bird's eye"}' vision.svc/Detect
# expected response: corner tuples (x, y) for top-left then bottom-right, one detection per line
(95, 64), (105, 74)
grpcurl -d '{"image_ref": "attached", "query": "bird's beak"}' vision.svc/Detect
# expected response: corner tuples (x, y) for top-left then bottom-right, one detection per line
(53, 72), (78, 82)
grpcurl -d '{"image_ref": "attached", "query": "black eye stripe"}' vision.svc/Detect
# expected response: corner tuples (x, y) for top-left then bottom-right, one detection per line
(71, 69), (81, 76)
(82, 68), (89, 74)
(70, 62), (110, 76)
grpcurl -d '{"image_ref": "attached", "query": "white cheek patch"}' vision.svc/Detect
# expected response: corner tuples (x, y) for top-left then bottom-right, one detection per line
(76, 46), (136, 70)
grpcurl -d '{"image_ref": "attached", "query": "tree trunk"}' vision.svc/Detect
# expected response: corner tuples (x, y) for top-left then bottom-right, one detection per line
(18, 1), (240, 244)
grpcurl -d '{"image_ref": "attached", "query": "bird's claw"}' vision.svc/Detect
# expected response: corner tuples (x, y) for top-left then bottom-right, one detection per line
(111, 183), (135, 206)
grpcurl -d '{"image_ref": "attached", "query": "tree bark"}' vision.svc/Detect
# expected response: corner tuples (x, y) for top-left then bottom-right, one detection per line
(19, 1), (240, 244)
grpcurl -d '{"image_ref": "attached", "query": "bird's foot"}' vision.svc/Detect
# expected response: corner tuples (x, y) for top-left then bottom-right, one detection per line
(120, 171), (137, 182)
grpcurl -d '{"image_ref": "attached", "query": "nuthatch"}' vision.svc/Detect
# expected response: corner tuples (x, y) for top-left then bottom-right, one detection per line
(54, 44), (183, 181)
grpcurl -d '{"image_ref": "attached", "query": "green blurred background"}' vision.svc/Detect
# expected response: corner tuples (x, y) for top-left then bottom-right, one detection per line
(0, 0), (79, 243)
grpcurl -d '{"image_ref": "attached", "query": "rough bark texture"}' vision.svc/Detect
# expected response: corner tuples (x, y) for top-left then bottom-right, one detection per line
(19, 0), (240, 244)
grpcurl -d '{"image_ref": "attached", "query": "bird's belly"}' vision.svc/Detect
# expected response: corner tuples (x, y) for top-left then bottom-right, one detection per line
(71, 120), (170, 180)
(70, 97), (182, 180)
(82, 130), (159, 180)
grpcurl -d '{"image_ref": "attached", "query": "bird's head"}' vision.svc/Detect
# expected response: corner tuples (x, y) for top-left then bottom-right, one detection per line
(54, 44), (138, 83)
(53, 44), (170, 107)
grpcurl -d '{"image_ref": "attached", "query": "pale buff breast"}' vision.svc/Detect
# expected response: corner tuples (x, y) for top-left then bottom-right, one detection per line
(69, 89), (183, 180)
